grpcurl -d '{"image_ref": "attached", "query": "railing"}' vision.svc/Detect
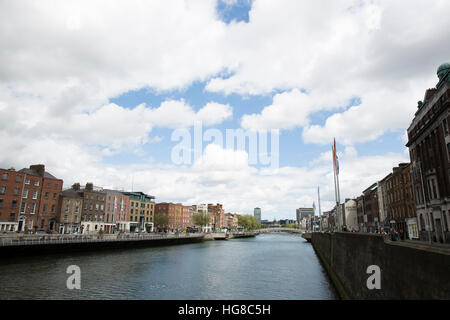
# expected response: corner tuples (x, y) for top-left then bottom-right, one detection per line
(0, 233), (204, 247)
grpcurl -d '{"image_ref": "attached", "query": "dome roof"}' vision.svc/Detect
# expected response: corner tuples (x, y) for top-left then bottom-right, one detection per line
(437, 62), (450, 77)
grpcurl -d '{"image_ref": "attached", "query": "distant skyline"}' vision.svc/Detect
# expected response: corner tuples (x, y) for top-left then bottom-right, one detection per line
(1, 0), (449, 219)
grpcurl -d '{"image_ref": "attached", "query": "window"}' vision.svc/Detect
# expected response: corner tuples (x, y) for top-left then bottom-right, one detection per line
(22, 189), (28, 198)
(65, 205), (70, 213)
(25, 179), (30, 185)
(2, 173), (8, 180)
(30, 203), (36, 214)
(447, 143), (450, 161)
(51, 205), (55, 213)
(0, 186), (5, 194)
(0, 199), (3, 208)
(46, 182), (51, 188)
(54, 184), (58, 189)
(100, 204), (104, 211)
(53, 193), (57, 200)
(9, 213), (15, 221)
(95, 204), (99, 211)
(34, 180), (39, 186)
(443, 118), (449, 134)
(32, 190), (38, 200)
(40, 219), (45, 229)
(20, 202), (26, 213)
(11, 200), (17, 208)
(16, 176), (21, 183)
(13, 187), (19, 196)
(43, 204), (47, 213)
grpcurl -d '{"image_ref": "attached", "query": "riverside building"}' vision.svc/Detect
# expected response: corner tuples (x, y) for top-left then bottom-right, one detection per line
(406, 62), (450, 243)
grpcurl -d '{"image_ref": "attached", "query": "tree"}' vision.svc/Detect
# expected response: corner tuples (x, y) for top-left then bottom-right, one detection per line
(193, 211), (211, 232)
(154, 213), (169, 231)
(237, 214), (261, 231)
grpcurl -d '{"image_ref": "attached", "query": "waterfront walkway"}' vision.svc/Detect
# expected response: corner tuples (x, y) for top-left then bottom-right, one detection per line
(0, 233), (203, 247)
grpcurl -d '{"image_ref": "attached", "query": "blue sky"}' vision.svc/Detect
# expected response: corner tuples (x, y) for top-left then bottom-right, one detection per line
(1, 0), (446, 219)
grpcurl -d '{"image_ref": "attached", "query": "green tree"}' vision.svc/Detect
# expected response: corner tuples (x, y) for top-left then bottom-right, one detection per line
(154, 212), (169, 231)
(193, 211), (211, 230)
(237, 214), (261, 231)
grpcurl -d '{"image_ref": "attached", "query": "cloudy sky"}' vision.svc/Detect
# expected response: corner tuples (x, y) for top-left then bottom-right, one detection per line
(1, 0), (449, 220)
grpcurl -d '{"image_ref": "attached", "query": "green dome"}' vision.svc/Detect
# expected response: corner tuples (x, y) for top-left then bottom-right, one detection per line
(437, 62), (450, 79)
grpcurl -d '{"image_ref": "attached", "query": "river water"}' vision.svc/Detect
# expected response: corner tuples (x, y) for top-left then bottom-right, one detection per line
(0, 233), (336, 299)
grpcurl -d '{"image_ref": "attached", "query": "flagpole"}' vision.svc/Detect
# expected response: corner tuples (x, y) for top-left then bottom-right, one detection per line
(336, 165), (342, 230)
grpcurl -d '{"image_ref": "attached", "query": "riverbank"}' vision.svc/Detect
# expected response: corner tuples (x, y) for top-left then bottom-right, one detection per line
(311, 232), (450, 299)
(0, 233), (205, 257)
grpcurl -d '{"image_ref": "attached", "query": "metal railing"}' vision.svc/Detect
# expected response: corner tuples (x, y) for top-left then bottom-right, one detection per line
(0, 233), (204, 247)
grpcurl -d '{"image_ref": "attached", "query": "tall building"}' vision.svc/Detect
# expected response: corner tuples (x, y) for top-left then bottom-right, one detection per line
(208, 203), (225, 230)
(124, 192), (155, 233)
(104, 189), (130, 233)
(296, 208), (314, 224)
(387, 163), (417, 240)
(80, 183), (106, 234)
(357, 183), (380, 233)
(406, 62), (450, 243)
(57, 185), (83, 234)
(254, 207), (261, 223)
(0, 168), (25, 232)
(17, 164), (63, 233)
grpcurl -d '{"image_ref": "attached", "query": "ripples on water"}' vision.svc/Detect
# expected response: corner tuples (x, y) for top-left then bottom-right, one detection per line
(0, 233), (336, 300)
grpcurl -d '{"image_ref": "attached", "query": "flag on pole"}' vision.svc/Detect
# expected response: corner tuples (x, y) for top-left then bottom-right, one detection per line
(332, 138), (339, 176)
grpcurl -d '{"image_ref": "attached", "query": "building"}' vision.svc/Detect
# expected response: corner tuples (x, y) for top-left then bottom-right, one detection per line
(192, 204), (212, 232)
(57, 185), (83, 234)
(378, 173), (392, 232)
(104, 189), (130, 233)
(155, 202), (191, 231)
(0, 168), (25, 232)
(356, 184), (381, 233)
(80, 183), (106, 234)
(124, 192), (155, 233)
(344, 199), (358, 232)
(253, 207), (261, 223)
(226, 213), (238, 230)
(208, 203), (225, 230)
(296, 208), (314, 224)
(387, 163), (418, 240)
(17, 164), (63, 233)
(406, 62), (450, 243)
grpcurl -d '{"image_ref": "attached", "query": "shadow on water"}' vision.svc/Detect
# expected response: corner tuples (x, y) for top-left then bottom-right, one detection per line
(0, 233), (337, 300)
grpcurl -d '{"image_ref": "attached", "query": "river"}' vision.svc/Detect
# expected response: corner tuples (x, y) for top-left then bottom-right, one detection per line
(0, 233), (336, 299)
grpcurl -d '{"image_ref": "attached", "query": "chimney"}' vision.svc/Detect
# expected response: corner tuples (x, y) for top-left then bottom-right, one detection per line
(72, 183), (81, 191)
(85, 182), (94, 191)
(30, 164), (45, 177)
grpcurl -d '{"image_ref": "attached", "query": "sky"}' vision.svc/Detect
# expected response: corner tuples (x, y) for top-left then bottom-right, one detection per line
(1, 0), (449, 220)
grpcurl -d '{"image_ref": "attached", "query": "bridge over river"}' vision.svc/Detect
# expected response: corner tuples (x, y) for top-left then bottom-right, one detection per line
(257, 227), (303, 234)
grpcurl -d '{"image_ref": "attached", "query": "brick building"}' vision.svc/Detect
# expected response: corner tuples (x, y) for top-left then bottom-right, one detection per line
(208, 203), (225, 230)
(357, 183), (380, 233)
(406, 63), (450, 243)
(18, 164), (63, 233)
(104, 189), (130, 233)
(387, 163), (418, 240)
(155, 202), (192, 231)
(0, 168), (24, 232)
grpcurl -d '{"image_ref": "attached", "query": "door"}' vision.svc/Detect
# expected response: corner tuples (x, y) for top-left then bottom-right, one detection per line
(435, 219), (443, 243)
